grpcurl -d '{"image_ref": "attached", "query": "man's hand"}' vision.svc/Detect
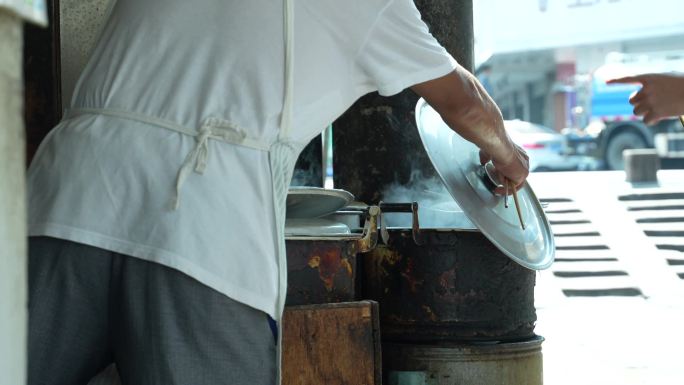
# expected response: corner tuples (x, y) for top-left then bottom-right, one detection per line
(411, 65), (530, 190)
(607, 73), (684, 125)
(479, 144), (530, 194)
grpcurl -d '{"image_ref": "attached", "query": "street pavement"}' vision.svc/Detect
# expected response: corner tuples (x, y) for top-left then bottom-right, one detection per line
(529, 170), (684, 385)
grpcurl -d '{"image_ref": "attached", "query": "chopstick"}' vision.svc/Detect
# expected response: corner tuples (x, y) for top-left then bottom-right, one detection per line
(507, 179), (525, 230)
(504, 181), (509, 208)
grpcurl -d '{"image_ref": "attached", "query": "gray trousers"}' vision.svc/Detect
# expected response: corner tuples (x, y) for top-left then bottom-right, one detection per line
(28, 236), (276, 385)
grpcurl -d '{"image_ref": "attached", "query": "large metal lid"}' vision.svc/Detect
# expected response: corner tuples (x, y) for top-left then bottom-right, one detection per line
(415, 99), (554, 270)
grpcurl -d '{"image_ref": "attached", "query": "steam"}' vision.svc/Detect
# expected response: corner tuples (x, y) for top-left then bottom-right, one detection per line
(290, 168), (321, 187)
(290, 136), (324, 187)
(381, 171), (476, 229)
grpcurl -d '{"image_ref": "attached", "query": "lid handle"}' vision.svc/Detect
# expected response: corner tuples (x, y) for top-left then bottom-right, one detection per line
(479, 162), (503, 195)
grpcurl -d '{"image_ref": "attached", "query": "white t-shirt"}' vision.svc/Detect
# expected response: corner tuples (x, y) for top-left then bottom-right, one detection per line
(28, 0), (457, 319)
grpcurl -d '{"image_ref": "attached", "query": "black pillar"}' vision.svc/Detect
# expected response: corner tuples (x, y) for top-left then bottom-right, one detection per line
(333, 0), (473, 204)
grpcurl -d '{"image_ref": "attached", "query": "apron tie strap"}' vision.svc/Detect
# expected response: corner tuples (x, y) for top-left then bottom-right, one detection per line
(171, 118), (250, 210)
(60, 108), (270, 211)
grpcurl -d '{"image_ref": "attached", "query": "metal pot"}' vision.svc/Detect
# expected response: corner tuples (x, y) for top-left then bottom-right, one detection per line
(362, 203), (537, 342)
(285, 206), (380, 306)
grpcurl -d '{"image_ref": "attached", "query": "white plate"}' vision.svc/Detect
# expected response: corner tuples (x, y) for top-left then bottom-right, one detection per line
(415, 99), (555, 270)
(286, 187), (355, 219)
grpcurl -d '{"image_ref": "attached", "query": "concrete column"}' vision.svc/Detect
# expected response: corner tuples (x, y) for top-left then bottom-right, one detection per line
(59, 0), (112, 106)
(333, 0), (473, 203)
(0, 9), (27, 385)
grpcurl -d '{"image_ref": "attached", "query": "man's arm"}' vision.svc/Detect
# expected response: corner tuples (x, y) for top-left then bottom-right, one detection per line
(411, 65), (529, 188)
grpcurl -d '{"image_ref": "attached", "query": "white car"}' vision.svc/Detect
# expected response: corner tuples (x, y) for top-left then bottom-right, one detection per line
(504, 119), (578, 171)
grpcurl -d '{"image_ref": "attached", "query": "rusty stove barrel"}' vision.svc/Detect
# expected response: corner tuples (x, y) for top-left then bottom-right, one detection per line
(363, 228), (536, 342)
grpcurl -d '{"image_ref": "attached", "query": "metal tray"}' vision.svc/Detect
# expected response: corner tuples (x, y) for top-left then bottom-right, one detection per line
(285, 218), (351, 237)
(414, 99), (554, 270)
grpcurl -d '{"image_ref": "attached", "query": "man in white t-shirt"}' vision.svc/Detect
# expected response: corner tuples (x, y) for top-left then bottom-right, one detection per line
(26, 0), (528, 384)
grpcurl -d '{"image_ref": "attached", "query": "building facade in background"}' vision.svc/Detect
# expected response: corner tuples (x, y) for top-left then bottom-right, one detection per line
(474, 0), (684, 131)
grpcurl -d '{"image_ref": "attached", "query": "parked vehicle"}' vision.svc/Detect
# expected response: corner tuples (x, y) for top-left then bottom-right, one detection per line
(504, 119), (577, 172)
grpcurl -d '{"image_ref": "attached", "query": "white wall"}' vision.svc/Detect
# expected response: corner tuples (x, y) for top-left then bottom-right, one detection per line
(475, 0), (684, 60)
(0, 9), (26, 385)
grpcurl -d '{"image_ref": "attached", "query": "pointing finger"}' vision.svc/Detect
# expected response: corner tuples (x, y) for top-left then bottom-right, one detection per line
(607, 75), (644, 85)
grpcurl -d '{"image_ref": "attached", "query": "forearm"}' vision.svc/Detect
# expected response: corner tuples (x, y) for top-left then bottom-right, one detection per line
(411, 66), (516, 165)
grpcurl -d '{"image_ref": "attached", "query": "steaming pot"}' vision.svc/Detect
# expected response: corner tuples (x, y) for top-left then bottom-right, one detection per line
(362, 203), (536, 342)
